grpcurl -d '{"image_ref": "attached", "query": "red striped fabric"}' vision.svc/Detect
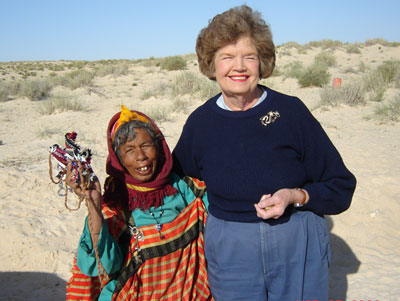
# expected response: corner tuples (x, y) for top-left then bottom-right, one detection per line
(66, 197), (212, 300)
(114, 197), (212, 300)
(66, 258), (101, 300)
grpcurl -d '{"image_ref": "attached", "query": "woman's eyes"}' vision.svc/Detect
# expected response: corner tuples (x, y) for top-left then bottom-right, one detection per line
(126, 143), (154, 153)
(245, 55), (258, 60)
(141, 143), (154, 149)
(220, 55), (258, 61)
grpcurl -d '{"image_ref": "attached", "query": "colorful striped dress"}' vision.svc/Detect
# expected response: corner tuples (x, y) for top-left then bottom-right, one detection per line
(66, 174), (212, 300)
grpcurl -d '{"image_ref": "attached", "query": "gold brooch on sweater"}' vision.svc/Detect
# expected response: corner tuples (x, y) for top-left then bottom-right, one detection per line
(260, 111), (280, 126)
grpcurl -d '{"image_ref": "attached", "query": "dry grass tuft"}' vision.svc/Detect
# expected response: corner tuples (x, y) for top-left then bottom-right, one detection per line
(319, 81), (366, 107)
(19, 79), (53, 101)
(160, 56), (187, 71)
(38, 92), (86, 114)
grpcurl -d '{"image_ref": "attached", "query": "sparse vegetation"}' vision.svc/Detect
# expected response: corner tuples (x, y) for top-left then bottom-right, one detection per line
(307, 39), (343, 50)
(314, 51), (337, 68)
(144, 106), (171, 123)
(57, 69), (94, 89)
(94, 63), (130, 77)
(170, 71), (220, 98)
(346, 44), (362, 54)
(375, 60), (400, 84)
(171, 98), (190, 114)
(38, 93), (86, 114)
(170, 71), (201, 96)
(160, 56), (187, 71)
(283, 61), (304, 79)
(19, 79), (52, 101)
(372, 94), (400, 122)
(365, 38), (400, 47)
(270, 66), (282, 77)
(319, 81), (366, 107)
(0, 82), (10, 102)
(140, 82), (169, 100)
(362, 60), (400, 102)
(198, 78), (220, 99)
(297, 61), (330, 87)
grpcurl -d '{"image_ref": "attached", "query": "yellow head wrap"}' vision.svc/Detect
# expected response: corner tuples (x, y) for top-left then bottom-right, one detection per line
(111, 105), (150, 140)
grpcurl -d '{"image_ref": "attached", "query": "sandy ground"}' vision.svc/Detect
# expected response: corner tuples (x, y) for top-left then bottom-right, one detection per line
(0, 43), (399, 300)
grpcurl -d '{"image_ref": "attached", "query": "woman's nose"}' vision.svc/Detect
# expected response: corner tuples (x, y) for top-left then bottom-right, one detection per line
(135, 147), (147, 160)
(233, 57), (246, 71)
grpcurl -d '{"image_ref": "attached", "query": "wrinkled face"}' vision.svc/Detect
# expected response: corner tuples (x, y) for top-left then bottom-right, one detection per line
(119, 128), (159, 182)
(213, 36), (260, 101)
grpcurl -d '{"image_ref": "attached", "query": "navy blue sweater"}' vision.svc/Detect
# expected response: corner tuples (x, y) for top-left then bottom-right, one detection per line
(173, 86), (356, 222)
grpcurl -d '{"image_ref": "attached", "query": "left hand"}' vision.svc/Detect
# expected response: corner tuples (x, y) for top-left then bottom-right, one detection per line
(254, 188), (295, 220)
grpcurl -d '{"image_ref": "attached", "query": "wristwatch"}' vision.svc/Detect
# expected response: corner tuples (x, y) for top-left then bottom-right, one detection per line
(293, 188), (307, 208)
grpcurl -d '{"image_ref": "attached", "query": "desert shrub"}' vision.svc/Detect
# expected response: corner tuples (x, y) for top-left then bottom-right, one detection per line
(0, 82), (10, 102)
(171, 98), (190, 114)
(270, 66), (282, 77)
(160, 56), (187, 71)
(94, 63), (130, 77)
(140, 82), (170, 100)
(365, 38), (400, 47)
(144, 106), (171, 123)
(368, 85), (386, 102)
(358, 62), (367, 73)
(314, 51), (337, 68)
(319, 80), (366, 107)
(57, 69), (94, 89)
(170, 71), (220, 99)
(375, 60), (400, 84)
(280, 41), (301, 49)
(4, 81), (21, 97)
(372, 94), (400, 122)
(346, 44), (362, 54)
(395, 72), (400, 89)
(307, 40), (343, 49)
(199, 78), (220, 99)
(283, 61), (304, 79)
(48, 64), (65, 72)
(66, 61), (89, 69)
(38, 93), (86, 114)
(362, 60), (400, 101)
(140, 58), (160, 67)
(297, 62), (330, 87)
(19, 79), (53, 101)
(170, 71), (201, 96)
(278, 49), (292, 57)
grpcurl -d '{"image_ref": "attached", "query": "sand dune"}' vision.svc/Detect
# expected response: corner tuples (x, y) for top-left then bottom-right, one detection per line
(0, 42), (399, 300)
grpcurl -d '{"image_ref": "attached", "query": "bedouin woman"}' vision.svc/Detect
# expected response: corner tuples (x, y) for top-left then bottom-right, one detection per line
(66, 105), (212, 300)
(173, 5), (357, 301)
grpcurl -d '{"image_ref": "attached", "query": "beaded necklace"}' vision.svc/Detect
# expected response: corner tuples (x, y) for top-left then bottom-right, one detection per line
(149, 208), (165, 239)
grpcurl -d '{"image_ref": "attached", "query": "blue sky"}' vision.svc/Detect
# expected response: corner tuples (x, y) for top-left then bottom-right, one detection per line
(1, 0), (399, 62)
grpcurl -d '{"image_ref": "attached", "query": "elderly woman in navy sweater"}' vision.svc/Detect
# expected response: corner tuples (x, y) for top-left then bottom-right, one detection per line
(173, 5), (356, 301)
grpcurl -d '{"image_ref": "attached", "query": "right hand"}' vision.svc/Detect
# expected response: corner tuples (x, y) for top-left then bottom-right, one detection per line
(66, 162), (103, 234)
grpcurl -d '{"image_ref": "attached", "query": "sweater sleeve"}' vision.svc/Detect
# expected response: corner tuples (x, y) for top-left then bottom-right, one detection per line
(77, 217), (123, 276)
(296, 101), (356, 215)
(173, 115), (203, 180)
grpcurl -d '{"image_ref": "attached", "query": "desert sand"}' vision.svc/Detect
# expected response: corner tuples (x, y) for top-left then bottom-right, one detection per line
(0, 42), (399, 300)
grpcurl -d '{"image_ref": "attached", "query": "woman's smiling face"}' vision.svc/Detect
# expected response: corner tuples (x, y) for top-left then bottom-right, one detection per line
(118, 128), (158, 182)
(213, 35), (260, 103)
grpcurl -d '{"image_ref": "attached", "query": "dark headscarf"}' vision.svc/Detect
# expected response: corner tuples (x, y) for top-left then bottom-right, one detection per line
(103, 107), (177, 211)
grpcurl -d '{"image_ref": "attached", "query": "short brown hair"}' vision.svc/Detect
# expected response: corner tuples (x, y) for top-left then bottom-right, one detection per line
(196, 5), (275, 80)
